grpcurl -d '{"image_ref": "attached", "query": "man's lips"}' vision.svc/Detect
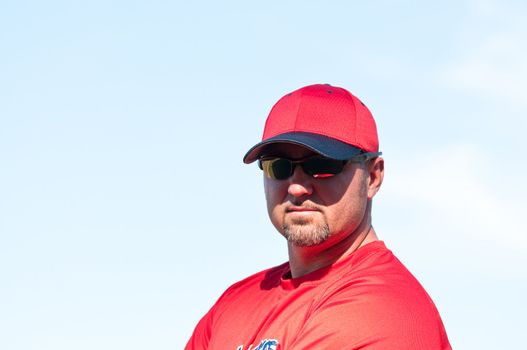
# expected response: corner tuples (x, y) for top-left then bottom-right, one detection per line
(286, 206), (320, 213)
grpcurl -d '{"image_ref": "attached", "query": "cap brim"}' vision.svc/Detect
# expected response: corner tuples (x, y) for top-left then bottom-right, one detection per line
(243, 132), (363, 164)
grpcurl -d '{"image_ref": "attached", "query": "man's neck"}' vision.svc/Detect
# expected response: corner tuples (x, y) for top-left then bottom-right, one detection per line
(287, 220), (378, 279)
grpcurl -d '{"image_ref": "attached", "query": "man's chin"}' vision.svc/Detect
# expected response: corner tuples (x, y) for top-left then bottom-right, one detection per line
(282, 223), (330, 247)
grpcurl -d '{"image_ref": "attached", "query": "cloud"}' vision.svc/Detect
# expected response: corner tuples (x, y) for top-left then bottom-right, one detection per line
(441, 1), (527, 108)
(383, 144), (526, 252)
(443, 33), (527, 105)
(466, 0), (501, 16)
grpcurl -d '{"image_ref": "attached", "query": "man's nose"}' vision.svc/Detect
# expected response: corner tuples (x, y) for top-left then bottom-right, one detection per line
(287, 165), (314, 198)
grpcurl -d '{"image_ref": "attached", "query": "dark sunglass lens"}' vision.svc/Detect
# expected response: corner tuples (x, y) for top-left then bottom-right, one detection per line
(302, 158), (344, 178)
(262, 158), (293, 180)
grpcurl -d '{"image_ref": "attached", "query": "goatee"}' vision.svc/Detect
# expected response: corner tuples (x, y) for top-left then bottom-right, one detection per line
(283, 223), (330, 247)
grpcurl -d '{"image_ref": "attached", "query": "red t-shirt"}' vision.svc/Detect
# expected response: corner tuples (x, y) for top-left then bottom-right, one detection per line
(186, 241), (451, 350)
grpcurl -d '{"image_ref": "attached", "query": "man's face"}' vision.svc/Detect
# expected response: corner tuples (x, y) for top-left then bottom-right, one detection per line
(263, 144), (379, 248)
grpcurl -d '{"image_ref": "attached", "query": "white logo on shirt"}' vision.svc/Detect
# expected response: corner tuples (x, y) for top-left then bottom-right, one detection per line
(236, 338), (279, 350)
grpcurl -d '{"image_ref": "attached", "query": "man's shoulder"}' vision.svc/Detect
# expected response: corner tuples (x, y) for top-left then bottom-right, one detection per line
(332, 240), (432, 297)
(302, 242), (450, 348)
(315, 241), (443, 326)
(220, 261), (289, 299)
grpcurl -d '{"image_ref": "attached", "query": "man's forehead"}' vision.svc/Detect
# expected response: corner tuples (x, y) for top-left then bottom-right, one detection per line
(260, 143), (319, 159)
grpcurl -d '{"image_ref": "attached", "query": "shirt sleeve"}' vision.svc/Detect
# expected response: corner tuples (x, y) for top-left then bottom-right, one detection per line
(184, 282), (242, 350)
(185, 308), (213, 350)
(286, 278), (451, 350)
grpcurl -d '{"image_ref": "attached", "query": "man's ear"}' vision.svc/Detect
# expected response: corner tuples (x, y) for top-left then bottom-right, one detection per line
(367, 157), (384, 199)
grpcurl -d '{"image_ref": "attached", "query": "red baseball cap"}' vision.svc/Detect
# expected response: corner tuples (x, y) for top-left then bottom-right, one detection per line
(243, 84), (380, 163)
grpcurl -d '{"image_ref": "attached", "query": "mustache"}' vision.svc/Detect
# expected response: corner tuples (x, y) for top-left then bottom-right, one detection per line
(286, 200), (321, 210)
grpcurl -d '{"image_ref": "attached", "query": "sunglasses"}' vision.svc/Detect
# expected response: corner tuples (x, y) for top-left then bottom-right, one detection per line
(258, 152), (381, 180)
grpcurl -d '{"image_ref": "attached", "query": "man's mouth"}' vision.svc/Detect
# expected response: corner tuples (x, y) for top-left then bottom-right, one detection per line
(286, 205), (319, 213)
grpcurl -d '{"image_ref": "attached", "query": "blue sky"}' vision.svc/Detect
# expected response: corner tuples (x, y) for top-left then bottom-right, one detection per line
(1, 1), (526, 349)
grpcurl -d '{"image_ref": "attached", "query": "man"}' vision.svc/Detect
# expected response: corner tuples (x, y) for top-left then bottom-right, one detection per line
(186, 84), (451, 349)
